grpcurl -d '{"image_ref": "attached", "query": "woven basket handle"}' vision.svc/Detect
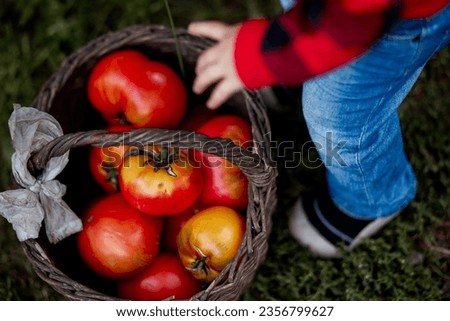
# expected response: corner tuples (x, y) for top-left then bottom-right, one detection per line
(28, 127), (274, 187)
(27, 25), (277, 187)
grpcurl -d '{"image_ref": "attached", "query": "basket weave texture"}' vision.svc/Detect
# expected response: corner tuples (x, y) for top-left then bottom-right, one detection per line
(21, 25), (278, 301)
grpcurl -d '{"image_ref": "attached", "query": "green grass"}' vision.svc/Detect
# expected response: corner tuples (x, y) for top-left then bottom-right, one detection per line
(0, 0), (449, 301)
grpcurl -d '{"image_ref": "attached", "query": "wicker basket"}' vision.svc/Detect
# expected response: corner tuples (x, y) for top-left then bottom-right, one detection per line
(20, 25), (277, 301)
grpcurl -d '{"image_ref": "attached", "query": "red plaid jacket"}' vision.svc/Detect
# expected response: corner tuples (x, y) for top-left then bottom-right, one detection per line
(235, 0), (449, 89)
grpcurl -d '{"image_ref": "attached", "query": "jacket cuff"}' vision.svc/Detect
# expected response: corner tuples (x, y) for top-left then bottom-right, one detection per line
(234, 19), (278, 90)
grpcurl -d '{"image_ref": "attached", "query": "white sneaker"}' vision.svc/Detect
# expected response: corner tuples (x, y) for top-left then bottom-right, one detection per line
(288, 195), (399, 258)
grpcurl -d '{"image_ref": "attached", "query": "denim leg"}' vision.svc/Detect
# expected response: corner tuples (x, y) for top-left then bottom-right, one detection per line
(301, 6), (450, 219)
(279, 0), (296, 11)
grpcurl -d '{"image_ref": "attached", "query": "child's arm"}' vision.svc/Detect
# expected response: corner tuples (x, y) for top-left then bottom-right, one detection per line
(190, 0), (401, 109)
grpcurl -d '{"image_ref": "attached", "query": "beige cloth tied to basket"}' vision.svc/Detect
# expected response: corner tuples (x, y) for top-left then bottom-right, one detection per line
(0, 105), (82, 244)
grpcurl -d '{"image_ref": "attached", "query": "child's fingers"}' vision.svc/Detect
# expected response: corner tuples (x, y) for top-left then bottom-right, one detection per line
(206, 79), (240, 109)
(195, 46), (218, 76)
(192, 62), (223, 95)
(188, 21), (230, 40)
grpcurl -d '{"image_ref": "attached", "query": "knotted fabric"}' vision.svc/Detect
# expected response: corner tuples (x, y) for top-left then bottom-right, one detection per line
(0, 105), (82, 243)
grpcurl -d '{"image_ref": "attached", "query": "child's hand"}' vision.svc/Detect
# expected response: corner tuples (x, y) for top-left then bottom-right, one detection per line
(188, 21), (243, 109)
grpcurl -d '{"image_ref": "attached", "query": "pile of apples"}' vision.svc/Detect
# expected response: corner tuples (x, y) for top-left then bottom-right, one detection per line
(76, 50), (252, 300)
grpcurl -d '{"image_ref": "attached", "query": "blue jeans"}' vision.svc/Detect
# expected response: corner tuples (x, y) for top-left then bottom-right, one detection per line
(300, 6), (450, 218)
